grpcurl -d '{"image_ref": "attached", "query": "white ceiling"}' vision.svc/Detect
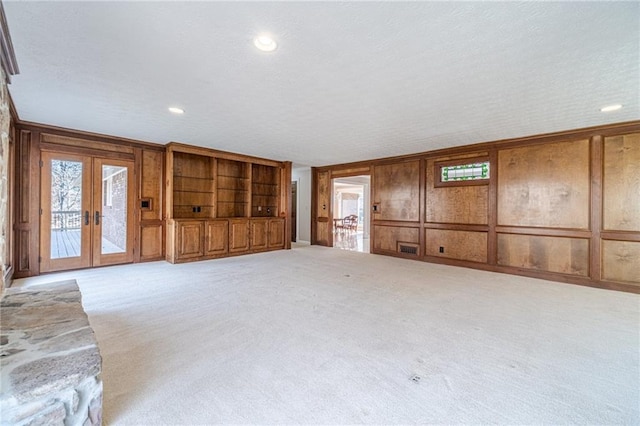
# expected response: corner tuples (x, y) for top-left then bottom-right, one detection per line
(4, 1), (638, 167)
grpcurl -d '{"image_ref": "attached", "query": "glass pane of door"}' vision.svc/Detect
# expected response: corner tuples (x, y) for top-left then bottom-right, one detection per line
(40, 152), (92, 273)
(100, 164), (128, 254)
(50, 159), (84, 259)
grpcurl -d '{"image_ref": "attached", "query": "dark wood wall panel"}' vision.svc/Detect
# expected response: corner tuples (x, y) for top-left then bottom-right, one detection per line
(498, 139), (590, 229)
(601, 240), (640, 285)
(603, 133), (640, 232)
(140, 149), (164, 222)
(14, 129), (39, 277)
(497, 234), (589, 276)
(373, 161), (420, 222)
(373, 225), (419, 253)
(316, 171), (330, 218)
(312, 170), (331, 246)
(140, 225), (164, 260)
(426, 157), (488, 224)
(425, 229), (487, 263)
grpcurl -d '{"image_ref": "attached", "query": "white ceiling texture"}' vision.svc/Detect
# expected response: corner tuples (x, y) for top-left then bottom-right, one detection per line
(4, 1), (638, 167)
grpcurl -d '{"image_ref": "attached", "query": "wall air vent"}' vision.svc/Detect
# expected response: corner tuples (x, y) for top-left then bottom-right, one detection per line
(398, 243), (418, 255)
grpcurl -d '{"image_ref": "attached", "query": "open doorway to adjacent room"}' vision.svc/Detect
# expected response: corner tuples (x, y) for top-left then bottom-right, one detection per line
(332, 175), (370, 253)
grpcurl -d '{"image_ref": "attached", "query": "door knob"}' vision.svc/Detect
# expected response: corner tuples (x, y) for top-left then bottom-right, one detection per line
(94, 211), (100, 225)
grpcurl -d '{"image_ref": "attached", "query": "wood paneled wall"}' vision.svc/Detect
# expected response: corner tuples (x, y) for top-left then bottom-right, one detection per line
(13, 122), (166, 278)
(313, 121), (640, 293)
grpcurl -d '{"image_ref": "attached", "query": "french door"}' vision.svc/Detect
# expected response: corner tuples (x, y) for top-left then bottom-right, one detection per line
(40, 152), (135, 272)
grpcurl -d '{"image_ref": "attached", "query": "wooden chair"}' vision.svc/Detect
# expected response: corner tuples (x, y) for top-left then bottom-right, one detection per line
(343, 215), (358, 233)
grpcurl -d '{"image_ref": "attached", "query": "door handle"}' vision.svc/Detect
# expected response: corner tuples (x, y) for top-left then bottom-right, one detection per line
(95, 211), (100, 225)
(84, 211), (90, 225)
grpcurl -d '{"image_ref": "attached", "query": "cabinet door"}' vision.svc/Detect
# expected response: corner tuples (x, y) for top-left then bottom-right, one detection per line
(205, 220), (228, 256)
(176, 221), (204, 260)
(268, 219), (285, 249)
(250, 219), (269, 250)
(229, 219), (250, 253)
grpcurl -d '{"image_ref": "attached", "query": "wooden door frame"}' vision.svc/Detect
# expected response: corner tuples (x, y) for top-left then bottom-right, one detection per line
(40, 152), (93, 272)
(40, 152), (135, 272)
(92, 157), (136, 267)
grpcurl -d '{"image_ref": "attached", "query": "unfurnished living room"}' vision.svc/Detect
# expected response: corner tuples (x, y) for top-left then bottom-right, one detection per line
(0, 2), (638, 425)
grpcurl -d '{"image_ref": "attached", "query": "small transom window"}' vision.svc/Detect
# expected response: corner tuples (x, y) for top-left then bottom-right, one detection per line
(435, 157), (490, 187)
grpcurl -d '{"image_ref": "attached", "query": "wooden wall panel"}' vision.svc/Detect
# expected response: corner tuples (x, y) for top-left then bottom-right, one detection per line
(140, 149), (164, 221)
(601, 240), (640, 285)
(425, 229), (487, 263)
(316, 221), (330, 246)
(140, 225), (164, 260)
(498, 140), (590, 229)
(316, 171), (330, 218)
(312, 169), (331, 246)
(373, 225), (419, 253)
(14, 129), (39, 277)
(373, 161), (420, 222)
(497, 234), (589, 276)
(603, 133), (640, 231)
(426, 159), (488, 224)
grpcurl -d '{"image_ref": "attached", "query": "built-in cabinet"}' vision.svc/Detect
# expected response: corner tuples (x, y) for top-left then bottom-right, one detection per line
(166, 143), (291, 263)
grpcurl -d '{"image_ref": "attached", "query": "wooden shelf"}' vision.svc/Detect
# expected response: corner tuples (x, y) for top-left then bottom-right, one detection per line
(166, 142), (291, 263)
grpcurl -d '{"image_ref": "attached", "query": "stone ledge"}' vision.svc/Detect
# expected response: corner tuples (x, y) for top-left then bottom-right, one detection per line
(0, 280), (103, 425)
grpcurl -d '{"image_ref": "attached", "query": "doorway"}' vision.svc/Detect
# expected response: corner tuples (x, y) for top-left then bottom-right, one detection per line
(40, 151), (135, 272)
(332, 175), (370, 253)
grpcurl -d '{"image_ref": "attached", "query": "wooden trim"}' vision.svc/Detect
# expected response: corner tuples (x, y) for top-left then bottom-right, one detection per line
(41, 133), (135, 155)
(589, 136), (603, 281)
(418, 159), (426, 256)
(281, 161), (292, 249)
(600, 231), (640, 242)
(17, 121), (164, 151)
(330, 167), (371, 179)
(495, 226), (592, 238)
(40, 142), (135, 160)
(424, 223), (489, 232)
(0, 2), (19, 83)
(373, 220), (421, 228)
(487, 149), (498, 265)
(167, 142), (284, 167)
(433, 156), (490, 188)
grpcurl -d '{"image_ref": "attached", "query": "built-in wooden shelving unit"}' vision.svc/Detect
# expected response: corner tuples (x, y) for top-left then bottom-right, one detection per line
(165, 143), (291, 263)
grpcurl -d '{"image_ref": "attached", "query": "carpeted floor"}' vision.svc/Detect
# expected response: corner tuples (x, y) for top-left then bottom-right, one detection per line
(14, 245), (640, 424)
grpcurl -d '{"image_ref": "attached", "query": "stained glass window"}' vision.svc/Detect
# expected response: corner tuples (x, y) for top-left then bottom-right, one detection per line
(441, 161), (490, 182)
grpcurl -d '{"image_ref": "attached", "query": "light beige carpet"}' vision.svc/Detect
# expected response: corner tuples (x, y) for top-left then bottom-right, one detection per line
(14, 245), (640, 424)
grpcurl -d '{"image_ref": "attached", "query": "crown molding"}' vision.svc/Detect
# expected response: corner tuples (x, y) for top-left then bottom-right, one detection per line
(0, 1), (18, 83)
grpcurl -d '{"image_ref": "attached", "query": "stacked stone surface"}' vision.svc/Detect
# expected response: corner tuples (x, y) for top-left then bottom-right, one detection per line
(0, 280), (102, 425)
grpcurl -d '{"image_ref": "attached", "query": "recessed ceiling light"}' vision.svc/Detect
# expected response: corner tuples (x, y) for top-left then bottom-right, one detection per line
(168, 107), (184, 114)
(600, 104), (622, 112)
(254, 35), (277, 52)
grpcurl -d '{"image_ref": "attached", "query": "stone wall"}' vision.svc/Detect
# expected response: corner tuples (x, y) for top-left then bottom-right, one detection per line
(0, 280), (103, 425)
(0, 66), (10, 293)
